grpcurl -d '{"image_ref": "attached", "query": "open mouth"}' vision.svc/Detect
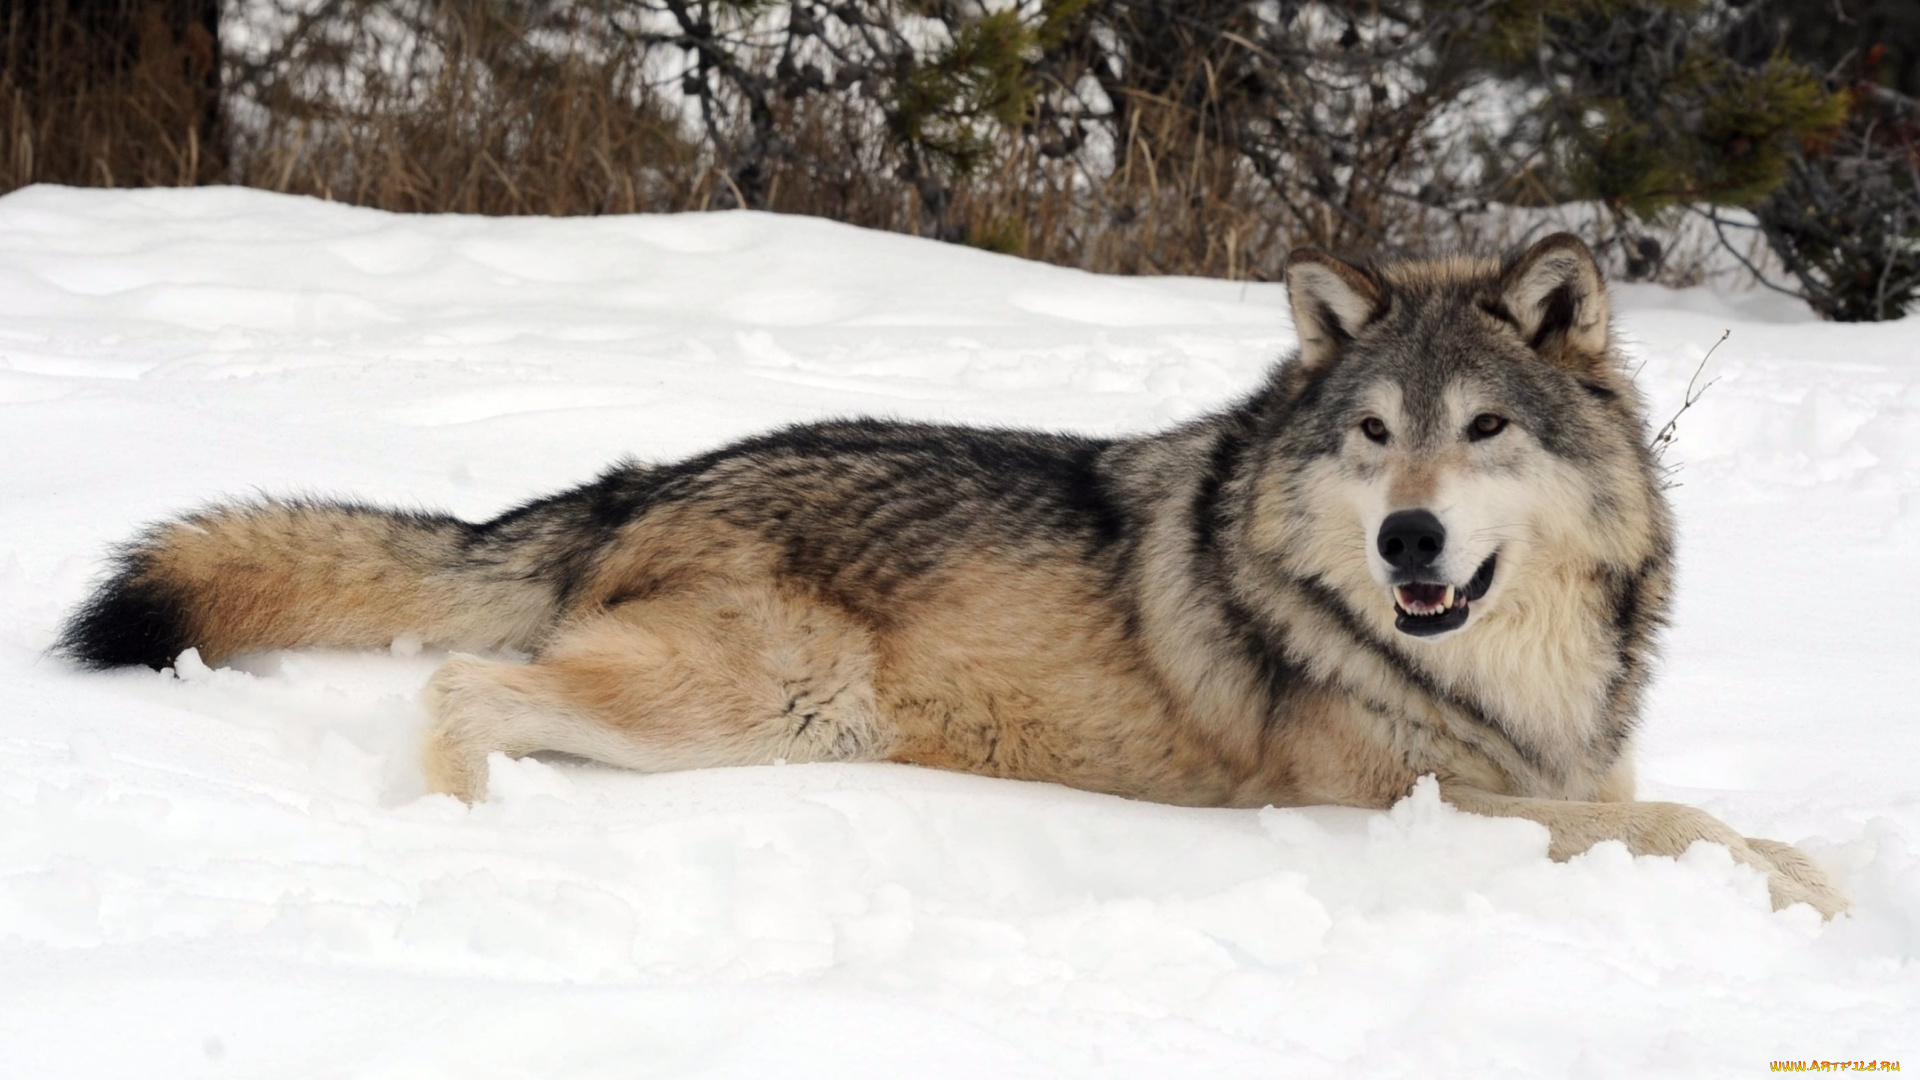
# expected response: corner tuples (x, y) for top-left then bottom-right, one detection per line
(1391, 553), (1499, 637)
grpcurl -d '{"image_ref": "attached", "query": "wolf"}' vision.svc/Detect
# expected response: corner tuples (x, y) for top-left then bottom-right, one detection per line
(57, 233), (1845, 916)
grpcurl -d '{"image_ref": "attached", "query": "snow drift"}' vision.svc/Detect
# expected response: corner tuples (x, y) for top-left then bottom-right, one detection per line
(0, 186), (1915, 1078)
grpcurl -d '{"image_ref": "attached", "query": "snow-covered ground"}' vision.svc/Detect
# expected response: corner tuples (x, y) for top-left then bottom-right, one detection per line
(0, 186), (1915, 1078)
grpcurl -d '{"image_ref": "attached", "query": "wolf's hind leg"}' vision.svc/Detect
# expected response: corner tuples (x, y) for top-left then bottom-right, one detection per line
(1440, 785), (1849, 919)
(422, 583), (888, 801)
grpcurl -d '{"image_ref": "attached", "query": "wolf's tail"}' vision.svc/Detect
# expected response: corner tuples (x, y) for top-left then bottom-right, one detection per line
(56, 490), (614, 670)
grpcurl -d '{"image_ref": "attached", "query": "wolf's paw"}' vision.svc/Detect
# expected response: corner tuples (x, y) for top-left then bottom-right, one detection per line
(421, 654), (509, 803)
(1576, 802), (1848, 920)
(421, 721), (489, 803)
(1744, 836), (1849, 919)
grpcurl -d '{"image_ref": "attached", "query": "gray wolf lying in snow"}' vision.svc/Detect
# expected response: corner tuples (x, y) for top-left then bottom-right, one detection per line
(58, 233), (1846, 917)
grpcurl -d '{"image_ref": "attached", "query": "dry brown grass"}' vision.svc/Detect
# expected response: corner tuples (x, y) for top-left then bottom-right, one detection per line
(5, 1), (1440, 280)
(0, 1), (1711, 286)
(226, 3), (706, 215)
(3, 0), (223, 190)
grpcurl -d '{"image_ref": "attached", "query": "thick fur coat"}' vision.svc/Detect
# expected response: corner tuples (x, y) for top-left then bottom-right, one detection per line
(58, 234), (1847, 917)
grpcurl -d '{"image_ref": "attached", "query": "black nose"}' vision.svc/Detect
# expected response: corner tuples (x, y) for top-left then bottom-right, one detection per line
(1378, 510), (1446, 572)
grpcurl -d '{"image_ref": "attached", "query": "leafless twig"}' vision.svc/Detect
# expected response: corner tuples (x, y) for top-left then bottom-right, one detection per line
(1649, 328), (1727, 477)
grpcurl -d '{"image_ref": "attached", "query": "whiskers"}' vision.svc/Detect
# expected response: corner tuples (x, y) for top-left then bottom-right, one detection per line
(1469, 523), (1537, 547)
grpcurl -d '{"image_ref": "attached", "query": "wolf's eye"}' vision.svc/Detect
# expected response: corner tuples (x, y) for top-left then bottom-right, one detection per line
(1360, 417), (1389, 444)
(1469, 413), (1508, 440)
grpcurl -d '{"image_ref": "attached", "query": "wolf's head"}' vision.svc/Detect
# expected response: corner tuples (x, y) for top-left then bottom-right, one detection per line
(1254, 234), (1669, 646)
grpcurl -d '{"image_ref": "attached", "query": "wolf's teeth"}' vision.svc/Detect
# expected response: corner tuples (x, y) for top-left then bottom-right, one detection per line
(1392, 582), (1464, 618)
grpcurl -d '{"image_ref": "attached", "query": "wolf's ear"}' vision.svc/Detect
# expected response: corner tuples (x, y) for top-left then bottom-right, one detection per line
(1497, 233), (1610, 366)
(1284, 249), (1384, 372)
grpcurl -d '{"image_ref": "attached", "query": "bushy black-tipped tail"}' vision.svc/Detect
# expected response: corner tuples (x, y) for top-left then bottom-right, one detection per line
(55, 497), (593, 670)
(55, 551), (195, 670)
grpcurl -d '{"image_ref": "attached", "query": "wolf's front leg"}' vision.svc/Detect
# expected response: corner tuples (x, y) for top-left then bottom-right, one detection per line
(1742, 837), (1849, 918)
(1440, 784), (1849, 918)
